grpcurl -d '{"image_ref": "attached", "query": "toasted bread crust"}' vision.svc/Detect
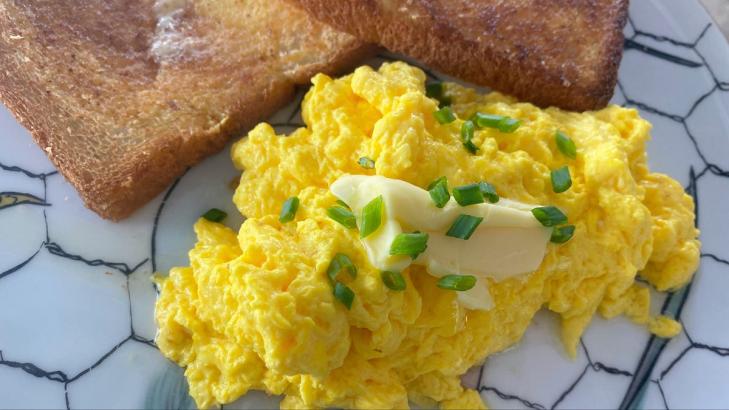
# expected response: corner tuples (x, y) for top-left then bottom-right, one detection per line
(290, 0), (628, 111)
(0, 0), (373, 220)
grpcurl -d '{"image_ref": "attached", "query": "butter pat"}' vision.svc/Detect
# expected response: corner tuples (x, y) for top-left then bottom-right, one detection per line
(331, 175), (551, 310)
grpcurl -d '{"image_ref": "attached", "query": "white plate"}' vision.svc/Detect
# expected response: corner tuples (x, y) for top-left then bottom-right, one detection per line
(1, 1), (728, 408)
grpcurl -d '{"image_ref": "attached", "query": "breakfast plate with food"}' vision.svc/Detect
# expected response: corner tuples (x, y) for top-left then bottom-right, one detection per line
(1, 0), (728, 409)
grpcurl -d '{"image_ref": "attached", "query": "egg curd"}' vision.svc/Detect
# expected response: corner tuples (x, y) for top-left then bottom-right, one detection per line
(154, 62), (700, 409)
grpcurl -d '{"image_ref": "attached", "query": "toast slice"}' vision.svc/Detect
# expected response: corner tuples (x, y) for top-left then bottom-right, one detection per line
(0, 0), (372, 220)
(289, 0), (628, 111)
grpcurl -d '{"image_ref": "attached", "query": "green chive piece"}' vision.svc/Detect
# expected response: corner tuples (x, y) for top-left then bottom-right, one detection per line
(463, 139), (479, 154)
(381, 271), (406, 291)
(358, 156), (375, 169)
(551, 166), (572, 193)
(452, 183), (484, 206)
(336, 199), (350, 209)
(551, 225), (576, 244)
(327, 253), (357, 283)
(446, 214), (484, 240)
(461, 120), (475, 141)
(425, 82), (452, 107)
(461, 120), (479, 154)
(531, 206), (568, 227)
(327, 206), (357, 229)
(279, 197), (299, 223)
(436, 274), (477, 291)
(427, 176), (450, 208)
(333, 282), (355, 309)
(497, 117), (521, 133)
(471, 113), (503, 128)
(471, 112), (520, 133)
(202, 208), (227, 223)
(555, 131), (577, 159)
(360, 195), (384, 238)
(479, 182), (499, 203)
(426, 82), (444, 99)
(427, 176), (446, 190)
(434, 106), (456, 124)
(390, 232), (429, 258)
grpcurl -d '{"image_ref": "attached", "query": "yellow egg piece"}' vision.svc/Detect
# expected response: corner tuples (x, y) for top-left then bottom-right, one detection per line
(154, 62), (700, 409)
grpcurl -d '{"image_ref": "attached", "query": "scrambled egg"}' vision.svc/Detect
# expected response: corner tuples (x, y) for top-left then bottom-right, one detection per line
(154, 62), (700, 409)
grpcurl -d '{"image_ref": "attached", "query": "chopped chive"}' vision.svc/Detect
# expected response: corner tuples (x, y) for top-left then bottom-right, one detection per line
(427, 176), (450, 208)
(279, 197), (299, 223)
(434, 106), (456, 124)
(497, 117), (521, 133)
(327, 206), (357, 229)
(358, 156), (375, 169)
(555, 131), (577, 159)
(461, 120), (475, 141)
(202, 208), (227, 223)
(551, 166), (572, 193)
(381, 271), (406, 291)
(333, 282), (355, 309)
(471, 112), (520, 133)
(551, 225), (575, 244)
(326, 253), (357, 283)
(479, 182), (499, 203)
(425, 82), (444, 99)
(463, 139), (479, 154)
(360, 195), (384, 238)
(452, 183), (484, 206)
(336, 199), (350, 209)
(436, 274), (477, 291)
(531, 206), (568, 227)
(425, 82), (452, 107)
(461, 120), (479, 154)
(390, 232), (429, 258)
(446, 214), (484, 240)
(427, 176), (446, 190)
(471, 113), (503, 128)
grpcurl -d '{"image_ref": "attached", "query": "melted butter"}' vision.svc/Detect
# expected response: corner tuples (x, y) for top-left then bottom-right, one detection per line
(331, 175), (552, 310)
(151, 0), (205, 64)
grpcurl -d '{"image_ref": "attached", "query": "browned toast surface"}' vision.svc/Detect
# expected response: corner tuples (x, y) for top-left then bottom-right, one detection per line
(0, 0), (372, 220)
(290, 0), (628, 111)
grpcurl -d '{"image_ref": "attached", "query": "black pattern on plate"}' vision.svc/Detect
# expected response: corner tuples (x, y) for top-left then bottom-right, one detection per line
(617, 16), (729, 409)
(0, 161), (157, 410)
